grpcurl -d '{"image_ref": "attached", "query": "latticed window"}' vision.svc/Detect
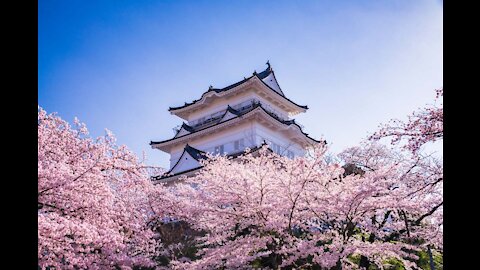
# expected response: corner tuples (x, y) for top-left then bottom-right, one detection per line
(194, 117), (205, 126)
(234, 139), (245, 151)
(214, 145), (224, 155)
(272, 143), (282, 154)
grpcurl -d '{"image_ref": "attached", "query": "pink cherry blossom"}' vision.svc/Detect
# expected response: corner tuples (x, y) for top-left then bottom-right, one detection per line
(168, 142), (442, 269)
(38, 107), (171, 269)
(370, 88), (443, 154)
(38, 85), (442, 269)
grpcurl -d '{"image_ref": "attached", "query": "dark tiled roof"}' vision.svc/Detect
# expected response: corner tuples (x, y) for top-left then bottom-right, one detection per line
(168, 63), (307, 111)
(180, 122), (195, 133)
(256, 61), (273, 80)
(151, 166), (203, 182)
(225, 105), (241, 116)
(150, 101), (322, 146)
(184, 144), (207, 161)
(174, 106), (242, 135)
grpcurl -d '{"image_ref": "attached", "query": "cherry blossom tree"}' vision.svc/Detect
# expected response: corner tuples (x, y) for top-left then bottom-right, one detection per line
(166, 87), (443, 268)
(340, 143), (443, 268)
(168, 143), (442, 269)
(367, 88), (444, 269)
(370, 89), (443, 154)
(38, 87), (443, 269)
(38, 107), (173, 269)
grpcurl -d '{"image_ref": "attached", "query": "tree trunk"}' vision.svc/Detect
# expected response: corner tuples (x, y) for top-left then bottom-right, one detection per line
(359, 234), (375, 268)
(334, 258), (342, 270)
(359, 256), (370, 268)
(427, 245), (436, 270)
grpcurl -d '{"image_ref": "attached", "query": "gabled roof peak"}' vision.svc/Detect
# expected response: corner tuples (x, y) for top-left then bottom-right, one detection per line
(184, 144), (207, 161)
(180, 122), (195, 132)
(256, 62), (273, 80)
(168, 63), (307, 113)
(225, 105), (240, 115)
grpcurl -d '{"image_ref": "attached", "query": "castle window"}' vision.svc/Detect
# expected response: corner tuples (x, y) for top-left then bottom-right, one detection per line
(272, 143), (282, 154)
(211, 111), (223, 119)
(214, 145), (224, 155)
(196, 117), (205, 126)
(234, 139), (244, 151)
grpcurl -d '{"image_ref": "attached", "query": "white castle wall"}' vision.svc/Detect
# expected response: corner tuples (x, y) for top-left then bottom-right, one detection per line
(168, 120), (257, 169)
(169, 151), (201, 174)
(160, 69), (315, 175)
(252, 123), (306, 157)
(168, 120), (307, 169)
(262, 72), (283, 95)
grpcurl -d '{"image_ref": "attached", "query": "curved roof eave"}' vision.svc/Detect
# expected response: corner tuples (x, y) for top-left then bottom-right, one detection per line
(151, 104), (320, 146)
(254, 74), (308, 110)
(268, 70), (285, 96)
(167, 75), (254, 111)
(168, 67), (308, 112)
(173, 122), (195, 137)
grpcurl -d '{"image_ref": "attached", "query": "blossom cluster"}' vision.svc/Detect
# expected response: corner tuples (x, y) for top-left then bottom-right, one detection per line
(370, 88), (443, 154)
(38, 107), (170, 269)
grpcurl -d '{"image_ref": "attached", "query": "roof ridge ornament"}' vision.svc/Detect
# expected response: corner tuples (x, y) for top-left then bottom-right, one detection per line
(209, 85), (213, 90)
(266, 60), (271, 70)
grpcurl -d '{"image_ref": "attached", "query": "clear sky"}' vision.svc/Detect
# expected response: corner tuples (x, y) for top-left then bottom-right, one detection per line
(38, 0), (443, 168)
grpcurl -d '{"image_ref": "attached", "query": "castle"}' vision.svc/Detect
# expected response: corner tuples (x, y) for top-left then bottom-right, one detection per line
(150, 62), (322, 182)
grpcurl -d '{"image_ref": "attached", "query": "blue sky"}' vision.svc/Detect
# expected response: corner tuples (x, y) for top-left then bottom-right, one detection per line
(39, 0), (443, 168)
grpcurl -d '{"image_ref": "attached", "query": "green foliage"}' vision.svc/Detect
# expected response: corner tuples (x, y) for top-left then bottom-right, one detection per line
(415, 249), (443, 270)
(345, 248), (443, 270)
(383, 258), (406, 270)
(347, 254), (361, 265)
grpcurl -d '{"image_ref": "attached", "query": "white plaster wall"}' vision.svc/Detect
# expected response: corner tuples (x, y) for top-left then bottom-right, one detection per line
(168, 120), (258, 169)
(261, 73), (283, 95)
(169, 151), (185, 169)
(168, 120), (311, 169)
(253, 123), (306, 157)
(170, 152), (201, 174)
(175, 128), (190, 138)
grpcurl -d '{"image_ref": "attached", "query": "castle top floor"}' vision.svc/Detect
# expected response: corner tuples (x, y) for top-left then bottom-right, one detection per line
(168, 62), (308, 122)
